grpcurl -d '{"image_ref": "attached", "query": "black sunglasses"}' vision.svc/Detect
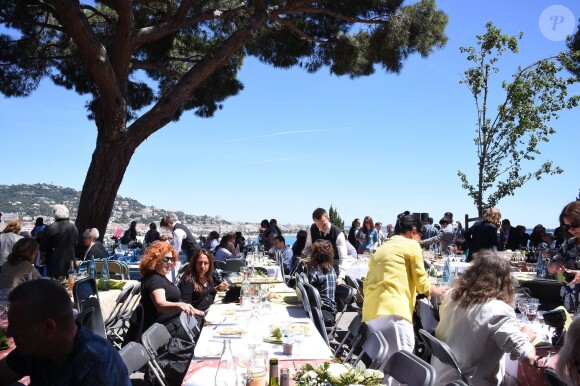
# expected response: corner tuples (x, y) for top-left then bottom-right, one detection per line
(564, 222), (580, 230)
(161, 256), (174, 263)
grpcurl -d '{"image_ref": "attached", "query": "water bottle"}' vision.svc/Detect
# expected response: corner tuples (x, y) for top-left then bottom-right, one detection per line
(67, 260), (76, 290)
(442, 257), (451, 285)
(88, 256), (97, 279)
(100, 260), (110, 291)
(215, 339), (238, 386)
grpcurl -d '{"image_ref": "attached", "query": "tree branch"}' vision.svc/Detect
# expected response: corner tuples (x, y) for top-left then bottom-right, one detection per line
(111, 0), (133, 92)
(275, 7), (388, 25)
(80, 4), (112, 22)
(130, 59), (181, 78)
(274, 15), (331, 45)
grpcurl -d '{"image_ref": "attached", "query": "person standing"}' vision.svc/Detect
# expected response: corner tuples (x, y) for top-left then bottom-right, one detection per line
(421, 218), (455, 255)
(160, 214), (200, 260)
(375, 222), (385, 246)
(302, 208), (348, 285)
(363, 213), (447, 372)
(355, 216), (379, 254)
(347, 218), (360, 249)
(0, 220), (24, 267)
(463, 208), (501, 262)
(30, 217), (46, 237)
(40, 204), (78, 278)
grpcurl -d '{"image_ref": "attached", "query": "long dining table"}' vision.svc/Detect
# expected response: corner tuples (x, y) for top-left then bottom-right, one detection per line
(182, 283), (333, 385)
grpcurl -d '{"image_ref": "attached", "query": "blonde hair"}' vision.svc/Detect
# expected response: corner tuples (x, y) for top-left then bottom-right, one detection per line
(483, 208), (501, 227)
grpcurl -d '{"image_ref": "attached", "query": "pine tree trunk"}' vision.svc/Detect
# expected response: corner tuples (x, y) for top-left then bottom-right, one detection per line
(75, 136), (137, 243)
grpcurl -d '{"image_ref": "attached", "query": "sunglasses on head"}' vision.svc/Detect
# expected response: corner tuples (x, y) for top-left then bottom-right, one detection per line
(161, 256), (174, 263)
(564, 222), (580, 230)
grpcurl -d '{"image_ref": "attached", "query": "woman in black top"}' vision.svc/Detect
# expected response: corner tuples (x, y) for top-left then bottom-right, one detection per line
(179, 249), (228, 312)
(139, 242), (204, 335)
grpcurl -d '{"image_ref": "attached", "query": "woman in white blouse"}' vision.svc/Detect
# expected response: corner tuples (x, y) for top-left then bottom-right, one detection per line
(432, 250), (536, 386)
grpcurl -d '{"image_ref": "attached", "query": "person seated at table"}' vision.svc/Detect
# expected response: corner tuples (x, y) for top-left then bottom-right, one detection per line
(234, 231), (245, 255)
(548, 201), (580, 312)
(292, 230), (308, 258)
(144, 222), (160, 245)
(450, 238), (467, 256)
(214, 235), (235, 262)
(305, 239), (337, 326)
(80, 228), (108, 262)
(556, 317), (580, 385)
(202, 231), (220, 252)
(139, 242), (205, 338)
(0, 220), (24, 267)
(515, 225), (530, 249)
(529, 224), (552, 250)
(431, 250), (536, 386)
(179, 249), (229, 313)
(272, 235), (293, 274)
(120, 220), (138, 246)
(0, 238), (42, 289)
(0, 279), (131, 385)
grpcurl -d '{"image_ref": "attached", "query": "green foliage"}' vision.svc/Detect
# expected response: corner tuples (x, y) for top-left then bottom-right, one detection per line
(457, 22), (579, 216)
(329, 204), (345, 231)
(0, 0), (449, 235)
(564, 19), (580, 78)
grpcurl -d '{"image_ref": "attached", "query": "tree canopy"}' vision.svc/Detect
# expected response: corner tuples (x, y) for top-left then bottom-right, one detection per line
(0, 0), (449, 239)
(457, 22), (579, 216)
(328, 204), (344, 231)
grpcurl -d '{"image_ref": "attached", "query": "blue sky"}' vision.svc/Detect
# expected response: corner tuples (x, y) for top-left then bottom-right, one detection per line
(1, 0), (579, 229)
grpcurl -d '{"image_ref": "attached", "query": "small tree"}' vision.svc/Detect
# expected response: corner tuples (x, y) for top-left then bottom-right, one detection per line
(328, 204), (344, 231)
(457, 22), (579, 216)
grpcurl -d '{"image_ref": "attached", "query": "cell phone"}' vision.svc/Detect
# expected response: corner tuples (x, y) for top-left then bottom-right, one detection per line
(564, 272), (575, 283)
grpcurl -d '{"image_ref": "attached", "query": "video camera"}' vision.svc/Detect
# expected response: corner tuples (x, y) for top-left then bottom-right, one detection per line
(542, 308), (567, 347)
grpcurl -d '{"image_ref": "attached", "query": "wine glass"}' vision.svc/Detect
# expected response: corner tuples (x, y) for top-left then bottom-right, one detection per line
(527, 304), (538, 322)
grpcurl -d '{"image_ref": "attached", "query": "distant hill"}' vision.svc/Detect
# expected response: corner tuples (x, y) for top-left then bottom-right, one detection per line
(0, 183), (227, 225)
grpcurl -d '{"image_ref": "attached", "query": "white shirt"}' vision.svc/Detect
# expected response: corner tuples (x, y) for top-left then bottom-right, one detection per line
(432, 291), (534, 386)
(302, 224), (347, 279)
(170, 221), (186, 254)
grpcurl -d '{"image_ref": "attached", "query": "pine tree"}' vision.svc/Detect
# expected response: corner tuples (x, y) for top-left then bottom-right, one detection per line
(328, 205), (344, 231)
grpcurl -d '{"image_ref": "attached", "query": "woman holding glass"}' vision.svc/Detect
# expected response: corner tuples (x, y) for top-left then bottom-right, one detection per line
(139, 242), (204, 337)
(179, 248), (228, 312)
(432, 250), (536, 386)
(363, 213), (447, 364)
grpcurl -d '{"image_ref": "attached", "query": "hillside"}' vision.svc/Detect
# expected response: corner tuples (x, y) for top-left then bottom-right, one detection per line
(0, 183), (227, 225)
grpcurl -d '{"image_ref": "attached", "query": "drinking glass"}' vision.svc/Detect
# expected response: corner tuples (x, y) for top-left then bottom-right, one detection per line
(527, 304), (538, 322)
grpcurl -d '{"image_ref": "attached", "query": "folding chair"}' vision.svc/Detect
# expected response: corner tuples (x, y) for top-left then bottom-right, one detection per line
(75, 306), (94, 327)
(444, 381), (468, 386)
(295, 282), (313, 320)
(383, 350), (435, 386)
(347, 331), (388, 370)
(302, 283), (330, 345)
(73, 278), (107, 338)
(330, 284), (356, 337)
(179, 311), (200, 344)
(344, 275), (363, 308)
(419, 329), (468, 383)
(119, 341), (152, 375)
(544, 368), (568, 386)
(334, 314), (364, 358)
(141, 323), (171, 386)
(276, 251), (291, 284)
(105, 283), (139, 347)
(174, 262), (189, 285)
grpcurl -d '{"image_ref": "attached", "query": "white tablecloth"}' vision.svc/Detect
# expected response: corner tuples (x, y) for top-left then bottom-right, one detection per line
(195, 302), (333, 360)
(342, 258), (369, 280)
(433, 261), (471, 274)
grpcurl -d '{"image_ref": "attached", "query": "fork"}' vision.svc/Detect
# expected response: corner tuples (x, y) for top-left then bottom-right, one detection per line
(212, 317), (226, 330)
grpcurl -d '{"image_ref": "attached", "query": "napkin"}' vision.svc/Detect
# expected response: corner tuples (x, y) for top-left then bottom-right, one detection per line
(263, 336), (283, 345)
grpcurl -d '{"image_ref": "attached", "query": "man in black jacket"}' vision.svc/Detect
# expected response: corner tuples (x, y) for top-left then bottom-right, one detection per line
(160, 214), (200, 259)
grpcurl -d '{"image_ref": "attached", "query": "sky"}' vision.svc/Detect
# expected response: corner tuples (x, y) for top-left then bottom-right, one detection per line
(1, 0), (579, 229)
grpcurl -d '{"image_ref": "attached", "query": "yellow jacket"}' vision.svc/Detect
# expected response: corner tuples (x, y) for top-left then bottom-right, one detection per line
(362, 235), (431, 324)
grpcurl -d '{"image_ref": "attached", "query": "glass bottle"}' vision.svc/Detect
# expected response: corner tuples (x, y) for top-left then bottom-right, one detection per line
(67, 260), (76, 290)
(100, 260), (110, 291)
(280, 368), (290, 386)
(88, 255), (97, 279)
(268, 358), (279, 386)
(215, 339), (238, 386)
(442, 257), (451, 286)
(241, 271), (251, 309)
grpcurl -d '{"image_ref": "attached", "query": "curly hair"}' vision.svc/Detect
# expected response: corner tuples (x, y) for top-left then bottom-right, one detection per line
(450, 249), (516, 309)
(556, 318), (580, 385)
(180, 249), (215, 293)
(139, 242), (178, 277)
(2, 220), (21, 234)
(52, 204), (70, 220)
(483, 208), (501, 227)
(8, 238), (39, 265)
(306, 239), (334, 274)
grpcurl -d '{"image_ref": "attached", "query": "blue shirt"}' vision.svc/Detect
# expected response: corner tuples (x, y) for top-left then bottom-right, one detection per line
(7, 325), (131, 386)
(277, 245), (294, 271)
